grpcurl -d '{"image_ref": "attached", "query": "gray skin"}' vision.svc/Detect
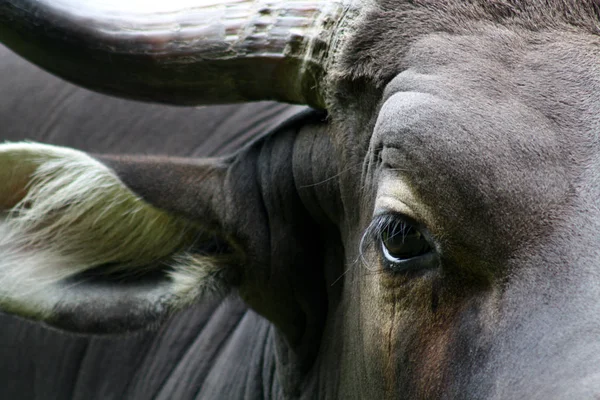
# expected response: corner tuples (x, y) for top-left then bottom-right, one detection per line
(4, 1), (600, 399)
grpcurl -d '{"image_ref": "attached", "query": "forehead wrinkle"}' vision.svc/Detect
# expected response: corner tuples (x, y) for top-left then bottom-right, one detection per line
(372, 90), (453, 190)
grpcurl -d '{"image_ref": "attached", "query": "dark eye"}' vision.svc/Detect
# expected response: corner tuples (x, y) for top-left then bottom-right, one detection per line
(360, 213), (440, 273)
(362, 214), (438, 273)
(381, 219), (431, 263)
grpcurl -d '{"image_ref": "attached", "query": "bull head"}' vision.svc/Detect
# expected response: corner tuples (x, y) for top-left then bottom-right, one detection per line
(2, 0), (600, 398)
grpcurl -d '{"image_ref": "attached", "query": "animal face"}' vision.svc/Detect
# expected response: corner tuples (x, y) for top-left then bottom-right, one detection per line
(324, 18), (600, 397)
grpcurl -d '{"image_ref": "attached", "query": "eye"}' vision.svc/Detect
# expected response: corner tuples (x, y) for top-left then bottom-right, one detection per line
(381, 221), (431, 263)
(363, 213), (438, 273)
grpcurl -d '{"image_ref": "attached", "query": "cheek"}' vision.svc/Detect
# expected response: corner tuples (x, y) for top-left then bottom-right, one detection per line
(410, 306), (456, 398)
(367, 272), (469, 398)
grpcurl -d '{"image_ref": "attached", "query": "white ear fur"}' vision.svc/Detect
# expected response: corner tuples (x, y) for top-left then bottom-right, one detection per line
(0, 142), (228, 323)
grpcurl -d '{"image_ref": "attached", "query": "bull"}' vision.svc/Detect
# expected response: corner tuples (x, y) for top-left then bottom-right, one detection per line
(1, 0), (600, 398)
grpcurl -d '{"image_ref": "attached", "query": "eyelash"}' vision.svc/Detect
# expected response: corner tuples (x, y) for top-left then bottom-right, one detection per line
(360, 213), (408, 255)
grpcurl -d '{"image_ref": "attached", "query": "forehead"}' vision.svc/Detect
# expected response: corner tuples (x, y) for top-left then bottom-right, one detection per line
(370, 28), (600, 263)
(338, 0), (600, 85)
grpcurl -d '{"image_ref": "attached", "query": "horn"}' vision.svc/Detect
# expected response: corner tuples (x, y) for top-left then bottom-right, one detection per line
(0, 0), (356, 108)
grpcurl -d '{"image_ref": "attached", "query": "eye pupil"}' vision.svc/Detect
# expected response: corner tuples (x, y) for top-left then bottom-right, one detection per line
(381, 221), (431, 262)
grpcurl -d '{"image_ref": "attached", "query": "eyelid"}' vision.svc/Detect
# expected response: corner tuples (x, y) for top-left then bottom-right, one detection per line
(375, 173), (432, 229)
(375, 196), (418, 222)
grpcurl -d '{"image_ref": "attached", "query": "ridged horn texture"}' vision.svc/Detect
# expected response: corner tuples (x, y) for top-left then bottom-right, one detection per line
(0, 0), (357, 108)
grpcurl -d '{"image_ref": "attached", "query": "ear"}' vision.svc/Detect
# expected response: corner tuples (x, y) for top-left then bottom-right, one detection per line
(0, 142), (235, 333)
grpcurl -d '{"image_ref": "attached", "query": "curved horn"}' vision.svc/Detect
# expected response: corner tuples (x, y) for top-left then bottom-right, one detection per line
(0, 0), (356, 108)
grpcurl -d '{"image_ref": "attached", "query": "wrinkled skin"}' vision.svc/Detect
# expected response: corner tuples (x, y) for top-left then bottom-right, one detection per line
(4, 1), (600, 399)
